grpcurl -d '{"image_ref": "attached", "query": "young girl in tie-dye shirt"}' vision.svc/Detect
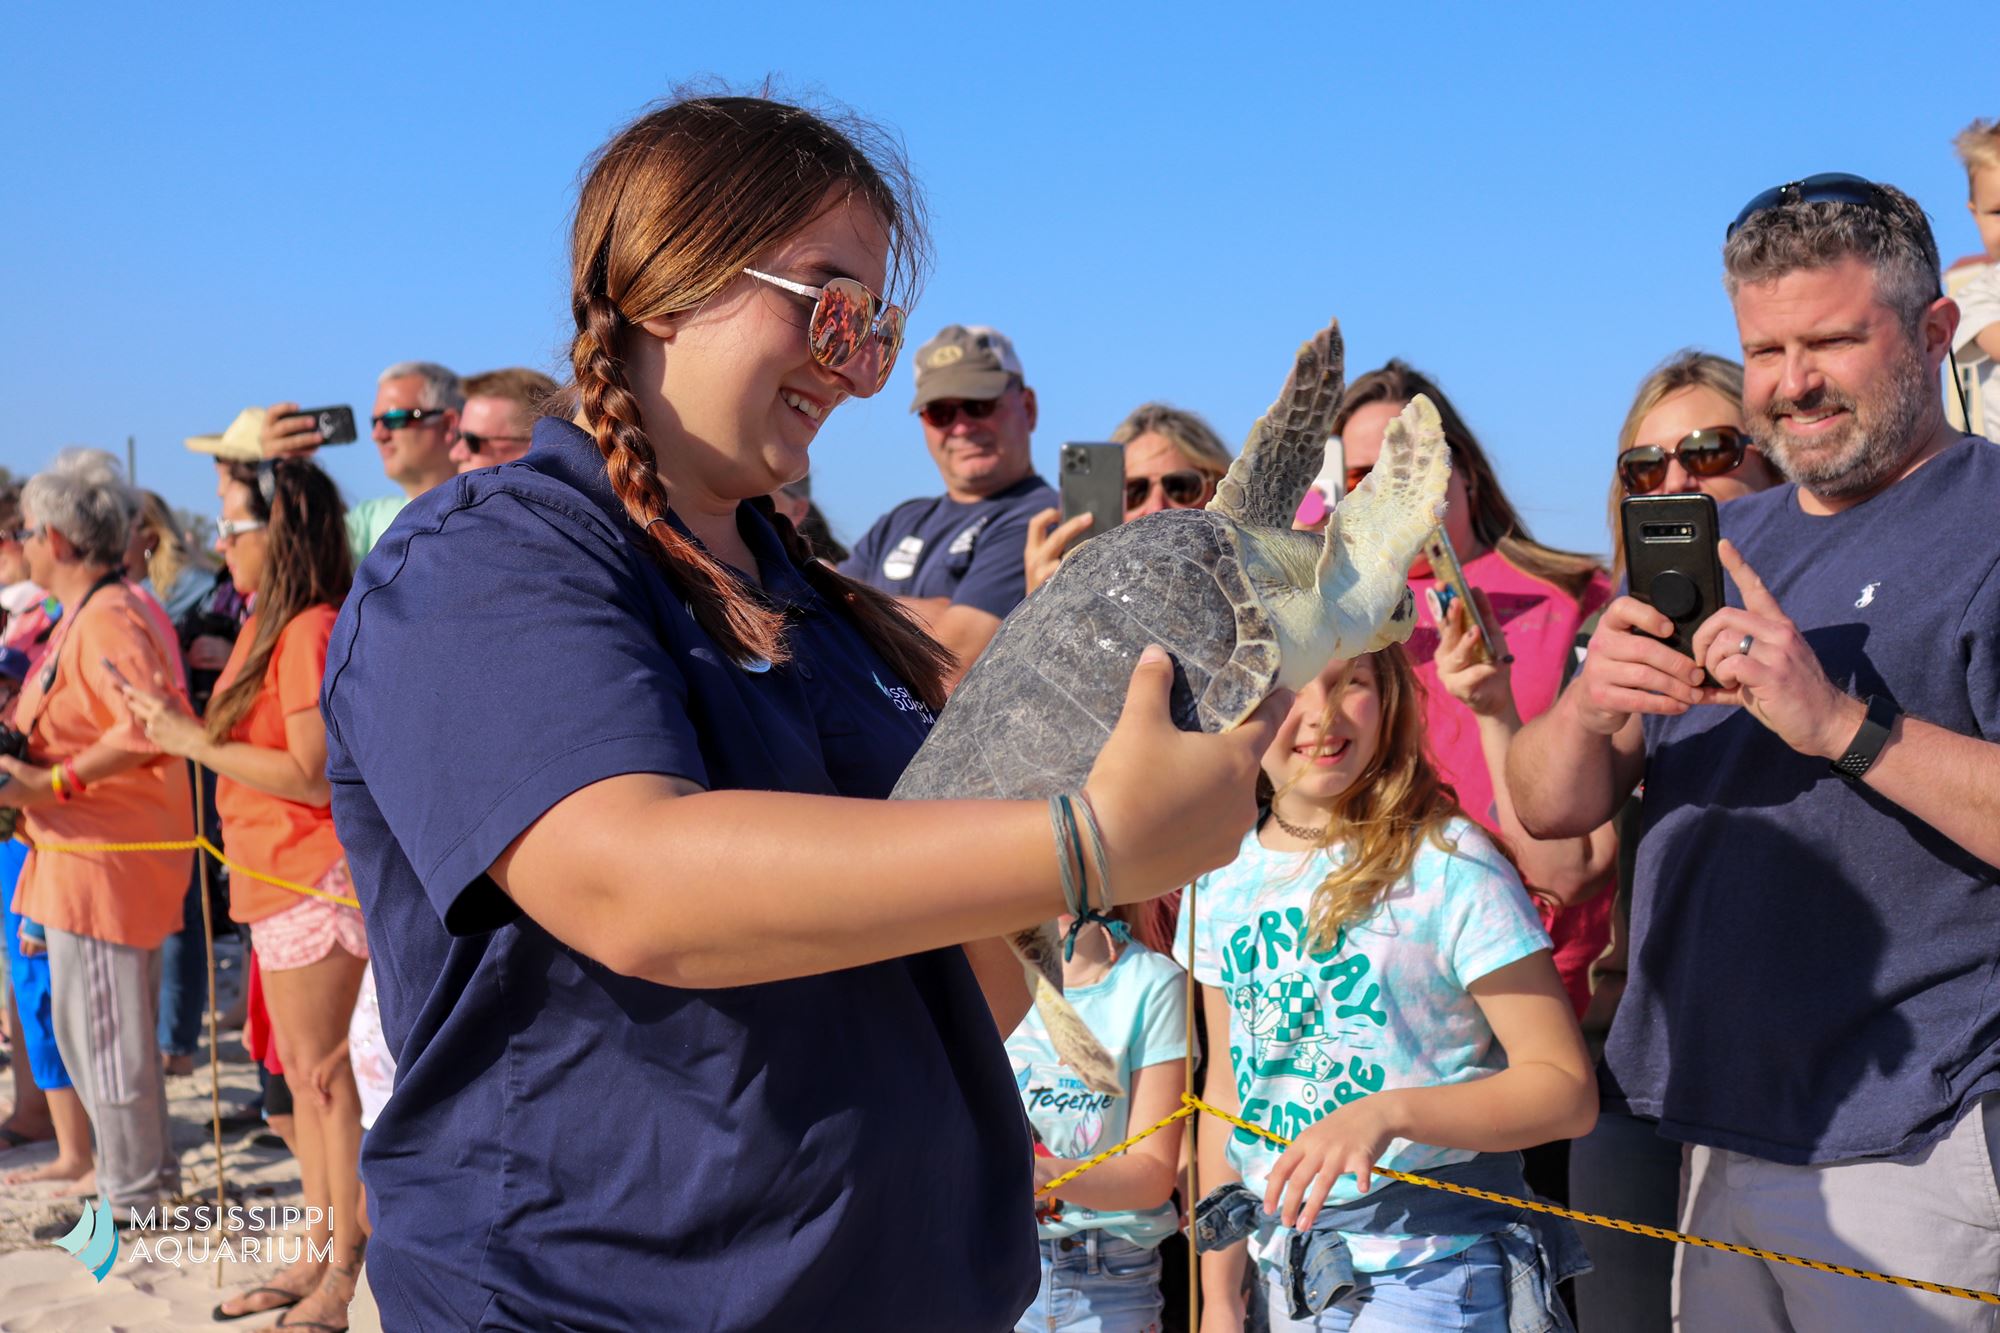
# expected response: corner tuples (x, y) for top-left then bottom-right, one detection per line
(1177, 648), (1595, 1332)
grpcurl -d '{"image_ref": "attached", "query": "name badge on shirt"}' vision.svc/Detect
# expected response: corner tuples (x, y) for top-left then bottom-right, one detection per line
(882, 535), (924, 582)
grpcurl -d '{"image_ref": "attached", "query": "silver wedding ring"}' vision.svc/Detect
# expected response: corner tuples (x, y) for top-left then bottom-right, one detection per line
(1737, 634), (1755, 657)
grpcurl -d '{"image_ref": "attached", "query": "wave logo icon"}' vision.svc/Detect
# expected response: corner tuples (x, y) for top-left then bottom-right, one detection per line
(51, 1197), (119, 1281)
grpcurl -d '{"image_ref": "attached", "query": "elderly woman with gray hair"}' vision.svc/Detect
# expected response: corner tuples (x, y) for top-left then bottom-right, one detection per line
(0, 448), (193, 1211)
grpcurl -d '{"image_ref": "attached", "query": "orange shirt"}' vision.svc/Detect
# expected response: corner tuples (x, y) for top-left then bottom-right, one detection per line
(13, 580), (194, 949)
(212, 606), (343, 922)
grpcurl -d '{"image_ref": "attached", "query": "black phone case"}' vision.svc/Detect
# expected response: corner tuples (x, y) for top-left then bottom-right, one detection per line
(292, 405), (358, 446)
(1621, 493), (1724, 663)
(1059, 443), (1125, 549)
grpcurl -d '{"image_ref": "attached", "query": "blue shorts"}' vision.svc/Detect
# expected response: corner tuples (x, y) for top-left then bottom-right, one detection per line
(1016, 1230), (1164, 1333)
(2, 839), (71, 1091)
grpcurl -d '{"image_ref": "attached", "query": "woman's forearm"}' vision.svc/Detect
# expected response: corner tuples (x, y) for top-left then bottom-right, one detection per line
(189, 737), (329, 806)
(497, 778), (1073, 988)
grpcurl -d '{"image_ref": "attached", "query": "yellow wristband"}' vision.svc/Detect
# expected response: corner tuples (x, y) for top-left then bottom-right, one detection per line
(50, 766), (67, 801)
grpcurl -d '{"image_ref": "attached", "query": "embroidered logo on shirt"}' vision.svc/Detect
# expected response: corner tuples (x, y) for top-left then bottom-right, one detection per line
(1855, 582), (1881, 609)
(872, 672), (937, 726)
(882, 535), (924, 581)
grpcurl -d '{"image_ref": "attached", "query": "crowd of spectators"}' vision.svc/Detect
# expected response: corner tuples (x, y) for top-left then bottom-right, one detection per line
(0, 104), (1996, 1333)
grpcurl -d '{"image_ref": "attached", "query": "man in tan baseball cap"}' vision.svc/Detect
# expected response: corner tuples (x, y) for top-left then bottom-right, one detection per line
(840, 324), (1053, 681)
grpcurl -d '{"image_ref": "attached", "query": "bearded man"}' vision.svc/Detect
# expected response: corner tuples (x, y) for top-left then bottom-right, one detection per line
(1509, 177), (2000, 1332)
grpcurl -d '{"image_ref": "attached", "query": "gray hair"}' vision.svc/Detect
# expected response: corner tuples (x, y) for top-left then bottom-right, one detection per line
(377, 360), (466, 412)
(1722, 182), (1941, 334)
(22, 447), (139, 566)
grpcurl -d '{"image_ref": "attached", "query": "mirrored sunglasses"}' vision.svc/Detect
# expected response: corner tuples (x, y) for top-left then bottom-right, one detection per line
(918, 395), (1005, 430)
(372, 407), (451, 432)
(1617, 427), (1752, 494)
(1124, 470), (1212, 509)
(742, 268), (905, 395)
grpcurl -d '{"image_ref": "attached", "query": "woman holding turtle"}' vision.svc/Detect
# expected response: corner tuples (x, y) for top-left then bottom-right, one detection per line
(321, 94), (1276, 1330)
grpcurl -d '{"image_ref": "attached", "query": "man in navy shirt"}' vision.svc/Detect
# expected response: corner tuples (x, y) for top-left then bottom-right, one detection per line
(842, 324), (1055, 681)
(1512, 178), (2000, 1331)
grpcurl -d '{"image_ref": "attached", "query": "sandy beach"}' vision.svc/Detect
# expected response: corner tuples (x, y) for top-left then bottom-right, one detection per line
(0, 940), (348, 1332)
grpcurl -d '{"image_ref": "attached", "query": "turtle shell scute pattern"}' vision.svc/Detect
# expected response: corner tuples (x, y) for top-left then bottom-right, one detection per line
(890, 509), (1286, 804)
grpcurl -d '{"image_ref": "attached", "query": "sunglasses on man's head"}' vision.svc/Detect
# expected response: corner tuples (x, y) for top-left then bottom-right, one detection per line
(918, 394), (1007, 430)
(372, 407), (451, 432)
(742, 268), (905, 395)
(1617, 427), (1753, 493)
(1124, 470), (1212, 510)
(1725, 172), (1887, 240)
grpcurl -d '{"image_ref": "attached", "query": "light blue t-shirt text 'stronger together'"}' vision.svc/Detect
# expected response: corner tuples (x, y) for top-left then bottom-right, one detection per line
(1005, 942), (1189, 1247)
(1175, 817), (1549, 1274)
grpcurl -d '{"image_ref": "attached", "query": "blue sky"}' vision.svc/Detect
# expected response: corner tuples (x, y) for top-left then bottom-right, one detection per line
(1, 3), (1986, 559)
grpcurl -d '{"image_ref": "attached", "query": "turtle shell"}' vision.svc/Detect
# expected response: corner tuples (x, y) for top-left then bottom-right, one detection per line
(890, 507), (1280, 803)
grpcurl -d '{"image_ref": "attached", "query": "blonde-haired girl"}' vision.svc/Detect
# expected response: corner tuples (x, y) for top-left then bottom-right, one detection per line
(1182, 649), (1596, 1331)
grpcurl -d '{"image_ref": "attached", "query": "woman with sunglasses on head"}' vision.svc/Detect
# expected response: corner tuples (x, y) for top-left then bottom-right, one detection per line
(118, 457), (364, 1327)
(1023, 401), (1233, 595)
(316, 94), (1274, 1331)
(1500, 350), (1773, 1333)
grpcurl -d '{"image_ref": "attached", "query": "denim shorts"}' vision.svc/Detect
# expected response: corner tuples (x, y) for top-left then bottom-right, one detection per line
(1265, 1236), (1510, 1332)
(1015, 1230), (1164, 1333)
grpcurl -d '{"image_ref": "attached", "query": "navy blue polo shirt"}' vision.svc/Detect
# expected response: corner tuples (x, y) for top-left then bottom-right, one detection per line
(841, 474), (1055, 618)
(322, 419), (1036, 1330)
(1607, 436), (2000, 1165)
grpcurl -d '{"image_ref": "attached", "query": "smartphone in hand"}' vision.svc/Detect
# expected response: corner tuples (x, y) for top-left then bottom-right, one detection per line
(281, 406), (359, 446)
(1059, 443), (1125, 551)
(1621, 494), (1725, 668)
(1423, 530), (1510, 663)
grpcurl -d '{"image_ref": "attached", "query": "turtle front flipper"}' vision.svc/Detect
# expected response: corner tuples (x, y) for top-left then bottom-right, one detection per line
(1009, 924), (1122, 1097)
(1209, 319), (1346, 530)
(1318, 394), (1451, 656)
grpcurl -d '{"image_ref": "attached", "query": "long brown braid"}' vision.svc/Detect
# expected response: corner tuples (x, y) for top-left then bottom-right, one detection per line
(562, 94), (949, 710)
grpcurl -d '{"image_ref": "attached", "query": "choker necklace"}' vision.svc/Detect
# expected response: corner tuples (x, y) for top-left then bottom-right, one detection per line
(1271, 810), (1328, 842)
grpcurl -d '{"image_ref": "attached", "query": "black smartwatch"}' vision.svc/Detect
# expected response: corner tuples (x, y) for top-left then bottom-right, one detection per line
(1830, 695), (1900, 782)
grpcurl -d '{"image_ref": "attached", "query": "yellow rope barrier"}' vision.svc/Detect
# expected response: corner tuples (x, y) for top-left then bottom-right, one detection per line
(1039, 1091), (2000, 1307)
(23, 834), (358, 908)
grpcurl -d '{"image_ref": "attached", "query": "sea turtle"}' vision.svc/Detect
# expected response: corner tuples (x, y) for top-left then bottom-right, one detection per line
(890, 319), (1450, 1092)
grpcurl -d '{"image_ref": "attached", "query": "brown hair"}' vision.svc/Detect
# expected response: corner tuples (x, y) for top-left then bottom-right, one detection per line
(464, 367), (560, 416)
(1605, 351), (1746, 581)
(1334, 361), (1605, 600)
(559, 94), (949, 708)
(205, 460), (352, 741)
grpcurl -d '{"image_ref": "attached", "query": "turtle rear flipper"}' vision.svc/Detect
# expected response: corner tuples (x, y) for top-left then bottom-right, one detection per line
(1028, 969), (1122, 1097)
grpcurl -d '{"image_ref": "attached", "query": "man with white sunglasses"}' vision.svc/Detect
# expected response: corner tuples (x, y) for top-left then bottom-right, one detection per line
(843, 324), (1054, 684)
